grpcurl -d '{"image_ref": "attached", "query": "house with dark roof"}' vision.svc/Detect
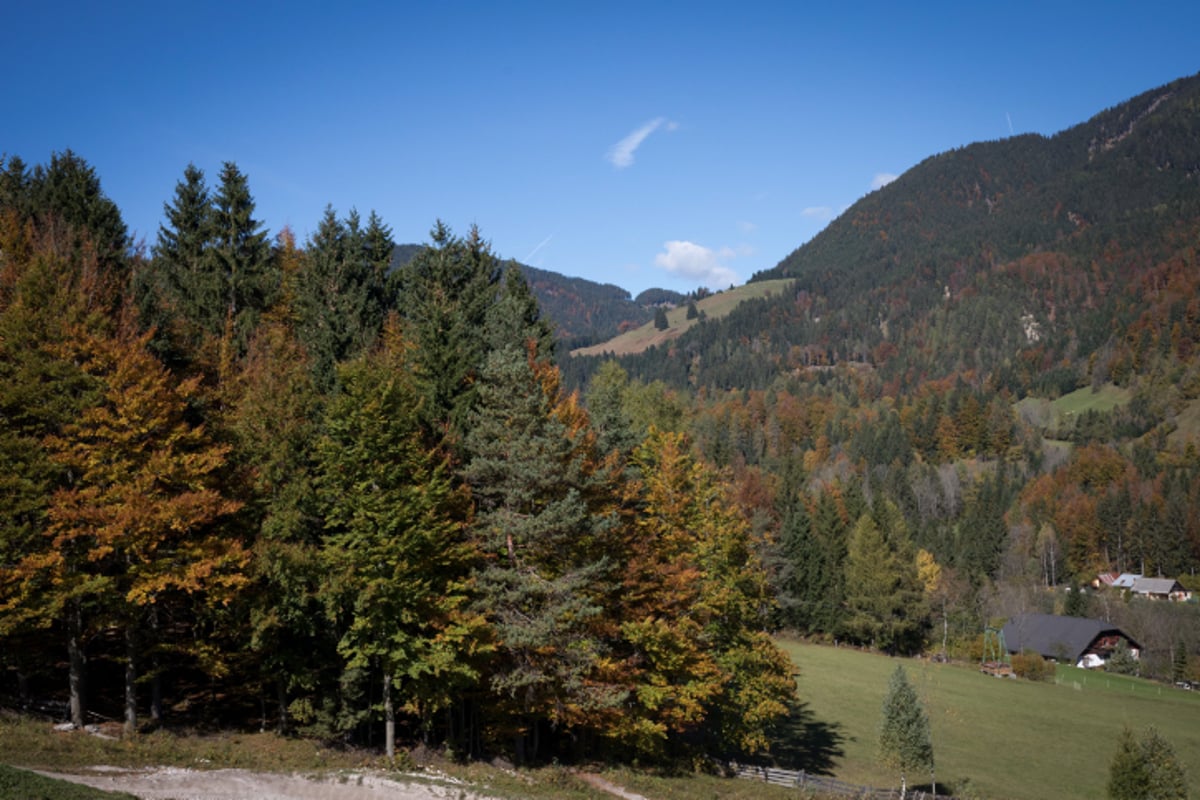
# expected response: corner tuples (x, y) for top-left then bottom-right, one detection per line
(1002, 614), (1141, 669)
(1130, 577), (1191, 602)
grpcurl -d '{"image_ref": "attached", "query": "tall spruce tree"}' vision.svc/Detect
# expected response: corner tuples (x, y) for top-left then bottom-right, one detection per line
(209, 162), (274, 353)
(143, 163), (219, 361)
(295, 206), (387, 391)
(29, 150), (129, 273)
(399, 222), (501, 447)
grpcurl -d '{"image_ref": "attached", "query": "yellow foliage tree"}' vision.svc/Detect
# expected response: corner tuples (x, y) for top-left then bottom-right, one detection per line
(6, 316), (244, 732)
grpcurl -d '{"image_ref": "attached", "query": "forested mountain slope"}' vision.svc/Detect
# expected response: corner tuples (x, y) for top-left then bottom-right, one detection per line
(577, 71), (1200, 397)
(391, 244), (662, 349)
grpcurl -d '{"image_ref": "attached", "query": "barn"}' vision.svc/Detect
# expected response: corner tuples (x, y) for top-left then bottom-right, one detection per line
(1001, 613), (1141, 669)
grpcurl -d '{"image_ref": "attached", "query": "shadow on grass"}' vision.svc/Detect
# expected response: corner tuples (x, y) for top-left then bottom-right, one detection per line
(761, 701), (846, 775)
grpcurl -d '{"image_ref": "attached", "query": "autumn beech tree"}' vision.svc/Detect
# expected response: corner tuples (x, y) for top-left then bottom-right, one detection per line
(5, 316), (244, 732)
(618, 429), (795, 757)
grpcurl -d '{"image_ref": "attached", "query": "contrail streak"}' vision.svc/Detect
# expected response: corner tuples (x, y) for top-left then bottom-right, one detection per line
(524, 234), (553, 263)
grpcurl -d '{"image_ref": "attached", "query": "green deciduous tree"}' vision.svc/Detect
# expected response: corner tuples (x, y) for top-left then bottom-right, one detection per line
(317, 318), (487, 756)
(878, 665), (934, 800)
(225, 319), (327, 733)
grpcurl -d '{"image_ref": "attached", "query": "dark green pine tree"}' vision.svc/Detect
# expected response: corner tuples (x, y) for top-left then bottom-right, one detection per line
(462, 342), (613, 762)
(295, 206), (386, 391)
(806, 489), (850, 634)
(485, 263), (555, 360)
(209, 161), (274, 353)
(141, 163), (219, 361)
(1140, 726), (1188, 800)
(1108, 726), (1150, 800)
(776, 496), (821, 632)
(361, 210), (395, 315)
(0, 155), (32, 214)
(878, 665), (934, 800)
(399, 222), (501, 447)
(28, 150), (129, 272)
(653, 306), (669, 330)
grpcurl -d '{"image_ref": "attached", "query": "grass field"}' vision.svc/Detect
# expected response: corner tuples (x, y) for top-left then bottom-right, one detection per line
(778, 639), (1200, 800)
(571, 279), (794, 357)
(1051, 384), (1131, 416)
(0, 763), (137, 799)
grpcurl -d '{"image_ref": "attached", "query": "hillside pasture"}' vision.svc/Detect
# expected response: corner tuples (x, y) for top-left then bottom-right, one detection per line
(571, 280), (794, 357)
(777, 639), (1200, 800)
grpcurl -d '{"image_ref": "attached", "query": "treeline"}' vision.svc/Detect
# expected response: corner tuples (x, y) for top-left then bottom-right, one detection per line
(0, 152), (795, 763)
(581, 355), (1200, 673)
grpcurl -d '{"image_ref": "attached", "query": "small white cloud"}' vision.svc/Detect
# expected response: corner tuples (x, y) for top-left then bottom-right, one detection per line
(871, 172), (899, 190)
(737, 220), (758, 233)
(802, 206), (834, 221)
(607, 117), (672, 168)
(654, 240), (740, 287)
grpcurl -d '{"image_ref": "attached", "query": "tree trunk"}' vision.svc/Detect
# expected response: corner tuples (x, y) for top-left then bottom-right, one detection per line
(383, 673), (395, 758)
(277, 677), (288, 735)
(67, 602), (86, 729)
(124, 625), (138, 736)
(149, 605), (163, 726)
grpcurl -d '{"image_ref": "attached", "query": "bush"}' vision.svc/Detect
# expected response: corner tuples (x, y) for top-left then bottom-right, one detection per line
(1105, 640), (1140, 676)
(1012, 650), (1055, 681)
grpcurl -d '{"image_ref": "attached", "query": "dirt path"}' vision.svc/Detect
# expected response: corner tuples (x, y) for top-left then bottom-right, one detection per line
(577, 772), (650, 800)
(37, 765), (500, 800)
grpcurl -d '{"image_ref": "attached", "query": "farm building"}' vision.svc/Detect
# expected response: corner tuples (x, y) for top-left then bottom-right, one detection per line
(1002, 614), (1141, 669)
(1129, 577), (1191, 602)
(1094, 573), (1192, 601)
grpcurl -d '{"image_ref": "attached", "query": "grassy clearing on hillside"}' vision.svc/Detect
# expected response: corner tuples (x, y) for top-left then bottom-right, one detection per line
(571, 279), (794, 357)
(1015, 383), (1132, 441)
(778, 640), (1200, 800)
(1052, 384), (1131, 416)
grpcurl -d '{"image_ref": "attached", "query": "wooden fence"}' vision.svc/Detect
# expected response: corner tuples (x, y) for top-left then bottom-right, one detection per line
(729, 762), (954, 800)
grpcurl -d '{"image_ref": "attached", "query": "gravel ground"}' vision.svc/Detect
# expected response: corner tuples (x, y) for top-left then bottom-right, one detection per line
(37, 765), (500, 800)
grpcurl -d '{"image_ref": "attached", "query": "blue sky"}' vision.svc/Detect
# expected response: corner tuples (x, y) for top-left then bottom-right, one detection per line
(5, 1), (1198, 296)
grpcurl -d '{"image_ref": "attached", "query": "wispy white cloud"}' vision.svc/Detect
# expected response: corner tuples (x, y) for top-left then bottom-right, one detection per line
(871, 172), (899, 190)
(737, 220), (758, 233)
(654, 240), (740, 287)
(802, 206), (834, 221)
(607, 117), (672, 169)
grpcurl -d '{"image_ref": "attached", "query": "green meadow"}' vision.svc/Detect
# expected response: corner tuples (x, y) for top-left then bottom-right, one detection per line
(571, 279), (794, 357)
(779, 640), (1200, 800)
